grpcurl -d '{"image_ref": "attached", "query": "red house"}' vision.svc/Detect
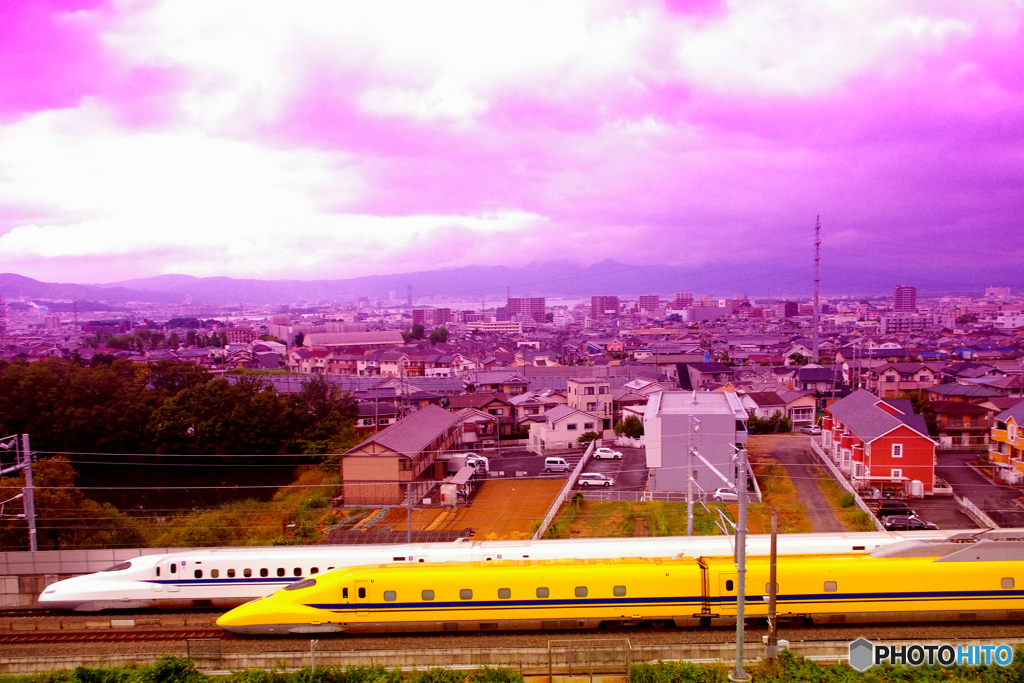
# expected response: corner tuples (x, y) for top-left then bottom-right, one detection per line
(823, 389), (936, 496)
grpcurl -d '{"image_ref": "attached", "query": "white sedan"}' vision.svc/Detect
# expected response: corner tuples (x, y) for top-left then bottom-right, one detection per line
(593, 447), (624, 460)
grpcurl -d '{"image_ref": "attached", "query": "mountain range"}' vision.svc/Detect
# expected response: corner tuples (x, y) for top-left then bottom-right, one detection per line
(0, 260), (988, 307)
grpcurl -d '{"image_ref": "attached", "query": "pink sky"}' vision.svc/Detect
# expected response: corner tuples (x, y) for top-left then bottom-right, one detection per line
(1, 0), (1022, 291)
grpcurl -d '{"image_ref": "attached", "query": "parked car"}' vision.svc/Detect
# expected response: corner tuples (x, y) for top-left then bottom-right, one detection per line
(593, 447), (623, 460)
(875, 500), (914, 519)
(881, 515), (939, 531)
(711, 488), (738, 502)
(800, 424), (822, 435)
(577, 473), (614, 487)
(543, 457), (570, 473)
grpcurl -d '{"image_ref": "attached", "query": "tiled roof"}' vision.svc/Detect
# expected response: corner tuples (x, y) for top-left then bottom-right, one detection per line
(827, 389), (931, 442)
(351, 405), (462, 458)
(995, 399), (1024, 424)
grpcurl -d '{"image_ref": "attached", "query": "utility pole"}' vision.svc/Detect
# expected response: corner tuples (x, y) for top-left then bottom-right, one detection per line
(812, 216), (821, 364)
(729, 447), (750, 683)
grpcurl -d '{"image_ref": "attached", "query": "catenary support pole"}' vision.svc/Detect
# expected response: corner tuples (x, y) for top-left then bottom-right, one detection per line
(767, 508), (778, 662)
(407, 483), (412, 543)
(730, 447), (750, 682)
(22, 434), (37, 553)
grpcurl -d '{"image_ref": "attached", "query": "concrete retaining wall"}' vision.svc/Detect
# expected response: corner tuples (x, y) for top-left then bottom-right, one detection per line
(4, 638), (1024, 676)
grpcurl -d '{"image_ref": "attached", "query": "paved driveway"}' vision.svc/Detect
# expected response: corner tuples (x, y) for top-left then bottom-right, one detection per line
(770, 435), (845, 532)
(936, 451), (1024, 527)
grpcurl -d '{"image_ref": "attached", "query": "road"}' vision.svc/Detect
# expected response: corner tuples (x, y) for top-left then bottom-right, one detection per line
(936, 451), (1024, 527)
(486, 446), (648, 491)
(769, 435), (845, 532)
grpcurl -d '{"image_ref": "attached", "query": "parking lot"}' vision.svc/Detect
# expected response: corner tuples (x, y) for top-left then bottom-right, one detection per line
(481, 445), (648, 491)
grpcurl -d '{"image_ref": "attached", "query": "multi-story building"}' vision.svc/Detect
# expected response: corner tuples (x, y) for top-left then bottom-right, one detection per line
(642, 391), (749, 495)
(893, 285), (917, 312)
(507, 297), (546, 323)
(566, 378), (613, 433)
(823, 389), (936, 495)
(671, 293), (694, 309)
(989, 401), (1024, 483)
(341, 405), (463, 506)
(638, 294), (660, 312)
(591, 296), (620, 319)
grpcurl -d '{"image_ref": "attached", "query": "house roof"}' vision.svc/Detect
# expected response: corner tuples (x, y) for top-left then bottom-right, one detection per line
(827, 389), (932, 442)
(542, 404), (593, 424)
(745, 391), (785, 407)
(994, 399), (1024, 425)
(927, 383), (1004, 398)
(349, 405), (462, 458)
(447, 392), (511, 410)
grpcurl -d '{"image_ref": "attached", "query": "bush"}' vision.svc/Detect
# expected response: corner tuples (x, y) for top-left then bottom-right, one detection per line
(838, 492), (855, 508)
(577, 431), (599, 445)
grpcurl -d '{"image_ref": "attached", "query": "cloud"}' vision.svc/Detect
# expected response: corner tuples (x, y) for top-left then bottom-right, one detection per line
(0, 0), (1022, 289)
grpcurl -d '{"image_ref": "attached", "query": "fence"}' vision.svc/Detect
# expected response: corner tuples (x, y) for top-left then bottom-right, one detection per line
(958, 496), (999, 529)
(532, 441), (596, 539)
(809, 439), (885, 532)
(937, 435), (990, 452)
(547, 638), (632, 677)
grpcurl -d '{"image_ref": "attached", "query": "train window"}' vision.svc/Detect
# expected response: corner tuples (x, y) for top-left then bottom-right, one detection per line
(310, 567), (318, 575)
(613, 586), (626, 597)
(244, 569), (252, 577)
(170, 564), (177, 574)
(328, 567), (335, 570)
(293, 568), (302, 577)
(227, 569), (235, 578)
(824, 581), (837, 593)
(765, 583), (779, 594)
(393, 557), (406, 561)
(211, 569), (219, 578)
(422, 590), (435, 601)
(260, 569), (268, 577)
(195, 570), (203, 578)
(343, 588), (348, 599)
(498, 588), (511, 599)
(460, 589), (473, 600)
(1002, 578), (1015, 589)
(384, 591), (397, 602)
(726, 580), (734, 592)
(156, 567), (160, 577)
(536, 587), (549, 598)
(575, 587), (588, 597)
(358, 587), (366, 598)
(277, 568), (285, 577)
(284, 579), (317, 591)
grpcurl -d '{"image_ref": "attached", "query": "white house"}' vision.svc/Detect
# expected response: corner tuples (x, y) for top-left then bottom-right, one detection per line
(528, 405), (601, 454)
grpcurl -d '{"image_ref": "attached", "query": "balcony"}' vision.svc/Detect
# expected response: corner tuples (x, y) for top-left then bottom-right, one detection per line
(991, 452), (1010, 465)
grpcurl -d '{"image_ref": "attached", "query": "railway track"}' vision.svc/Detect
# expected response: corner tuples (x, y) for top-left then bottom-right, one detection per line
(0, 628), (226, 644)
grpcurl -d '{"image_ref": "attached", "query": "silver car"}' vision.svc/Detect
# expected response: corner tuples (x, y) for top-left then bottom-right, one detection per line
(577, 473), (614, 487)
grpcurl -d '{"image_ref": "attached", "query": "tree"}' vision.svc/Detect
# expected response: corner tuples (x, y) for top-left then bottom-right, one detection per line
(621, 415), (644, 439)
(410, 323), (425, 340)
(429, 327), (449, 345)
(0, 458), (143, 551)
(146, 377), (294, 455)
(577, 431), (599, 446)
(168, 331), (180, 347)
(185, 330), (197, 347)
(294, 331), (305, 347)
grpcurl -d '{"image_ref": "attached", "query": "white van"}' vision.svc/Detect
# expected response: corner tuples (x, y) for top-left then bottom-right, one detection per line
(544, 457), (569, 473)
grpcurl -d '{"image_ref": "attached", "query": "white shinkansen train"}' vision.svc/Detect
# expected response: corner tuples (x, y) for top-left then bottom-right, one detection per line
(38, 529), (971, 611)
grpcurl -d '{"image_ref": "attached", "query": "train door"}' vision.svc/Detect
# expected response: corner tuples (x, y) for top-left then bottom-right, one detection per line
(719, 573), (737, 615)
(355, 581), (369, 616)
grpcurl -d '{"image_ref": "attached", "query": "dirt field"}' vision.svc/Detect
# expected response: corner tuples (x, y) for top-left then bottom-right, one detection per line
(379, 479), (565, 540)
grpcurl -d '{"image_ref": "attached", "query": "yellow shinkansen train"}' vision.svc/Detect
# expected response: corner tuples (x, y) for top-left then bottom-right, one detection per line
(217, 537), (1024, 635)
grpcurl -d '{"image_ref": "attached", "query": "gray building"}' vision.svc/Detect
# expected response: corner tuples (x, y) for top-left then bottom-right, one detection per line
(643, 390), (749, 495)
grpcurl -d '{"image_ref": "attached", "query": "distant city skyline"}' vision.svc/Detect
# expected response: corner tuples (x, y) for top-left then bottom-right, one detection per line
(1, 2), (1022, 290)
